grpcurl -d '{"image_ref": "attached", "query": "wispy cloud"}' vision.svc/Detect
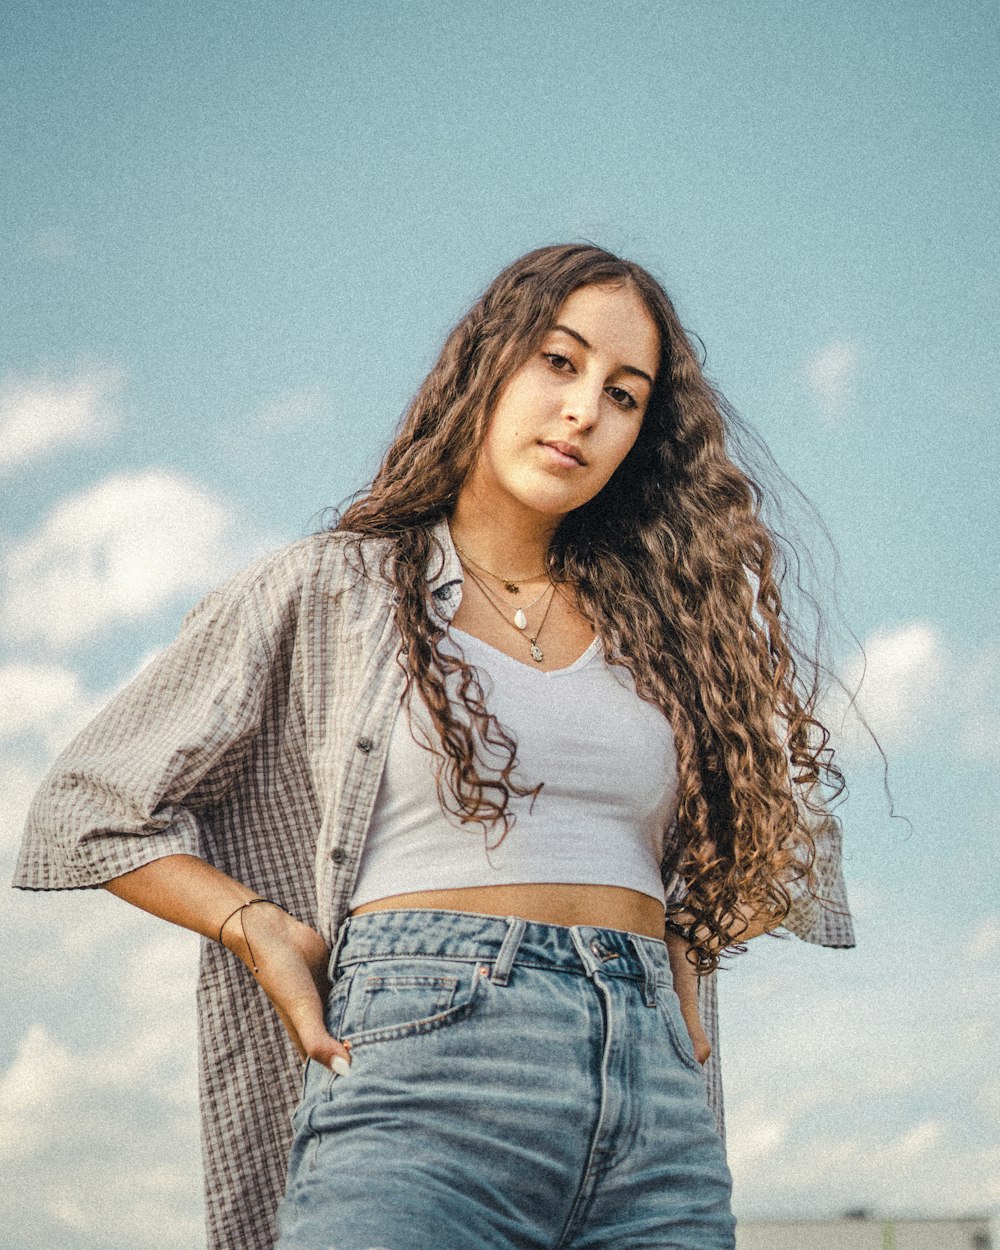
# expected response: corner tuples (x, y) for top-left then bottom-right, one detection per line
(826, 620), (946, 752)
(956, 639), (1000, 763)
(0, 650), (167, 861)
(25, 228), (80, 264)
(806, 341), (858, 418)
(0, 914), (203, 1249)
(0, 759), (47, 861)
(1, 470), (255, 648)
(825, 621), (1000, 764)
(725, 906), (1000, 1218)
(256, 386), (328, 428)
(0, 662), (104, 753)
(0, 367), (122, 474)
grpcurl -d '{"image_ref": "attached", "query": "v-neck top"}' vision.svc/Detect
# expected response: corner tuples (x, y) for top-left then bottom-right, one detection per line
(348, 622), (680, 908)
(448, 624), (603, 676)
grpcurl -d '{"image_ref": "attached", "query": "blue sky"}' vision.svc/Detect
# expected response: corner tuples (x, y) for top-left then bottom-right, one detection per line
(1, 2), (997, 1245)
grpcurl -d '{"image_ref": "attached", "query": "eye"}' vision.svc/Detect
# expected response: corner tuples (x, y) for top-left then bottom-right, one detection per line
(606, 385), (638, 410)
(543, 352), (574, 372)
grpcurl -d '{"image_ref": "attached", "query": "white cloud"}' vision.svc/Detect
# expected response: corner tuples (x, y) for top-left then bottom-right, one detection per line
(256, 386), (328, 428)
(0, 1024), (75, 1159)
(824, 623), (1000, 763)
(25, 227), (79, 263)
(826, 620), (946, 753)
(963, 915), (1000, 960)
(0, 651), (170, 865)
(956, 640), (1000, 763)
(0, 367), (122, 473)
(0, 758), (45, 861)
(0, 662), (105, 751)
(0, 916), (204, 1248)
(2, 470), (249, 647)
(723, 904), (1000, 1219)
(806, 342), (857, 417)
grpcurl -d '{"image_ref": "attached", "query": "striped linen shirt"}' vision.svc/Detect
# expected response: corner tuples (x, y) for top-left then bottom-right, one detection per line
(13, 516), (855, 1250)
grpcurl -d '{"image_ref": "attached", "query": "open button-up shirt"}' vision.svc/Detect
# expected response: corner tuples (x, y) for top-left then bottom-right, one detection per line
(13, 518), (855, 1250)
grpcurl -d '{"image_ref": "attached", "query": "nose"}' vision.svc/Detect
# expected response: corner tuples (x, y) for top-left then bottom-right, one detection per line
(561, 376), (601, 429)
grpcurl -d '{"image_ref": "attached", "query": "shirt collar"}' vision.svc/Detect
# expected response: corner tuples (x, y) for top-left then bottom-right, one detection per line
(425, 516), (464, 622)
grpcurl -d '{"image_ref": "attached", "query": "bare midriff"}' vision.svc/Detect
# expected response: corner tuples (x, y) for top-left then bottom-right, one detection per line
(350, 882), (667, 940)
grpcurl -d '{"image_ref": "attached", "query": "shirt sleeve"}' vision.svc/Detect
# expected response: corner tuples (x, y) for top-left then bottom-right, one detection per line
(661, 786), (855, 951)
(12, 587), (268, 892)
(777, 783), (855, 948)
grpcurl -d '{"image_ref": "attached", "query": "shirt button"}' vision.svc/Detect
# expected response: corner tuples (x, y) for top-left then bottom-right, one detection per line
(356, 737), (373, 753)
(330, 847), (347, 865)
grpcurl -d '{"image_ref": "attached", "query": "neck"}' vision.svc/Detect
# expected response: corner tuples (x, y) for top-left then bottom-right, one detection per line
(448, 493), (558, 577)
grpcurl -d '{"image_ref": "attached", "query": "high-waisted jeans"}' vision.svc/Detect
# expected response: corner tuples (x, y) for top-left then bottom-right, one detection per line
(275, 909), (735, 1250)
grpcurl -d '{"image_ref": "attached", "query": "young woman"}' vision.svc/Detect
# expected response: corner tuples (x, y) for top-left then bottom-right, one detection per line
(15, 244), (854, 1250)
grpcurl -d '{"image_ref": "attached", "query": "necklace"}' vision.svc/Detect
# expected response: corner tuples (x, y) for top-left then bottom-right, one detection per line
(451, 539), (547, 595)
(459, 562), (557, 663)
(508, 582), (550, 630)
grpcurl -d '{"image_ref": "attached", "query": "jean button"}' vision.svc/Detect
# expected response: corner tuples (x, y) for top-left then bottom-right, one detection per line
(590, 938), (618, 962)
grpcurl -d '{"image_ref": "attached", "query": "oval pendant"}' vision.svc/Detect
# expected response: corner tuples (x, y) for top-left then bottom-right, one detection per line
(514, 608), (528, 630)
(530, 641), (544, 662)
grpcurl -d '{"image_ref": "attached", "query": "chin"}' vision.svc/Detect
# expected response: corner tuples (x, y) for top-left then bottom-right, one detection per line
(514, 489), (583, 519)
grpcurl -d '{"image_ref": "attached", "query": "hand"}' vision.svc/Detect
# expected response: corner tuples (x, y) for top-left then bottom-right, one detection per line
(678, 998), (712, 1066)
(664, 930), (712, 1065)
(222, 902), (352, 1075)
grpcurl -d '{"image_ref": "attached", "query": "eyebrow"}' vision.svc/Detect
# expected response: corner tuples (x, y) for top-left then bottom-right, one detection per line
(550, 324), (655, 388)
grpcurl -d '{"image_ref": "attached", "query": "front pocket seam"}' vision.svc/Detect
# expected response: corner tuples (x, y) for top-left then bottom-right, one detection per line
(343, 968), (486, 1051)
(657, 995), (703, 1073)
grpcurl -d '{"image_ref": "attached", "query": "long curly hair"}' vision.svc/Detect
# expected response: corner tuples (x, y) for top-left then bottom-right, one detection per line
(331, 242), (847, 972)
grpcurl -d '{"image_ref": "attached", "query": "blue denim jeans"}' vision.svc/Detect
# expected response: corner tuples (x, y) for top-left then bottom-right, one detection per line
(275, 909), (735, 1250)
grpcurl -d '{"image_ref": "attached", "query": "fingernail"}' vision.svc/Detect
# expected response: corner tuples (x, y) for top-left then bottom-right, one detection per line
(331, 1055), (352, 1077)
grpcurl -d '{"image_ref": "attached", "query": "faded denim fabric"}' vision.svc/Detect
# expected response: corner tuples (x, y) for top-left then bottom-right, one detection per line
(276, 909), (735, 1250)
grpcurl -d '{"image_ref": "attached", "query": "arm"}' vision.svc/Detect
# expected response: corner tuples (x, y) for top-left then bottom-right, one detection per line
(664, 897), (781, 1067)
(104, 854), (351, 1072)
(17, 552), (350, 1070)
(665, 931), (712, 1064)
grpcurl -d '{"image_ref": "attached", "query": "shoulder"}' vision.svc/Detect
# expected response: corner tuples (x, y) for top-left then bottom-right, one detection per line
(181, 530), (398, 637)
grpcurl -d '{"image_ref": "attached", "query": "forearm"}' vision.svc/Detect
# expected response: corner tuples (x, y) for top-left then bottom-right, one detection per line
(667, 897), (785, 946)
(103, 853), (349, 1069)
(729, 899), (786, 941)
(103, 853), (265, 947)
(665, 931), (698, 1010)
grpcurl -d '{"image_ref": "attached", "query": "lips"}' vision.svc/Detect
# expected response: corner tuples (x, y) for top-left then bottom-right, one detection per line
(541, 440), (587, 466)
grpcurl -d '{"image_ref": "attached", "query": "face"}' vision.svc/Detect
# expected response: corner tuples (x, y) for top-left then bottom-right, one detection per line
(461, 282), (660, 527)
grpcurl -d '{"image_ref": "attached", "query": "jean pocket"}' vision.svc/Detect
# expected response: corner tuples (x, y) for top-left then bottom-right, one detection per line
(340, 960), (487, 1050)
(656, 986), (703, 1073)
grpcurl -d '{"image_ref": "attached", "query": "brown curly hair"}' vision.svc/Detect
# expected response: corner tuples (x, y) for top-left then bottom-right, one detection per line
(330, 242), (846, 972)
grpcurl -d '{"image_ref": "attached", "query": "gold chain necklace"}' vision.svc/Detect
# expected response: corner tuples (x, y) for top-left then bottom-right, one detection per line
(451, 540), (547, 595)
(459, 562), (557, 663)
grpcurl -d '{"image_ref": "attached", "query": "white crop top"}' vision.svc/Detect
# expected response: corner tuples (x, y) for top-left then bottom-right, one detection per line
(349, 626), (679, 909)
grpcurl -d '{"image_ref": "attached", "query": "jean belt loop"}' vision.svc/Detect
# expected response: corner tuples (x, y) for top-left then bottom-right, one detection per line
(490, 916), (526, 986)
(327, 915), (352, 981)
(628, 934), (658, 1007)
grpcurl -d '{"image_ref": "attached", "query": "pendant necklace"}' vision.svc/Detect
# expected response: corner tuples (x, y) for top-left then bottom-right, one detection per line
(459, 562), (557, 663)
